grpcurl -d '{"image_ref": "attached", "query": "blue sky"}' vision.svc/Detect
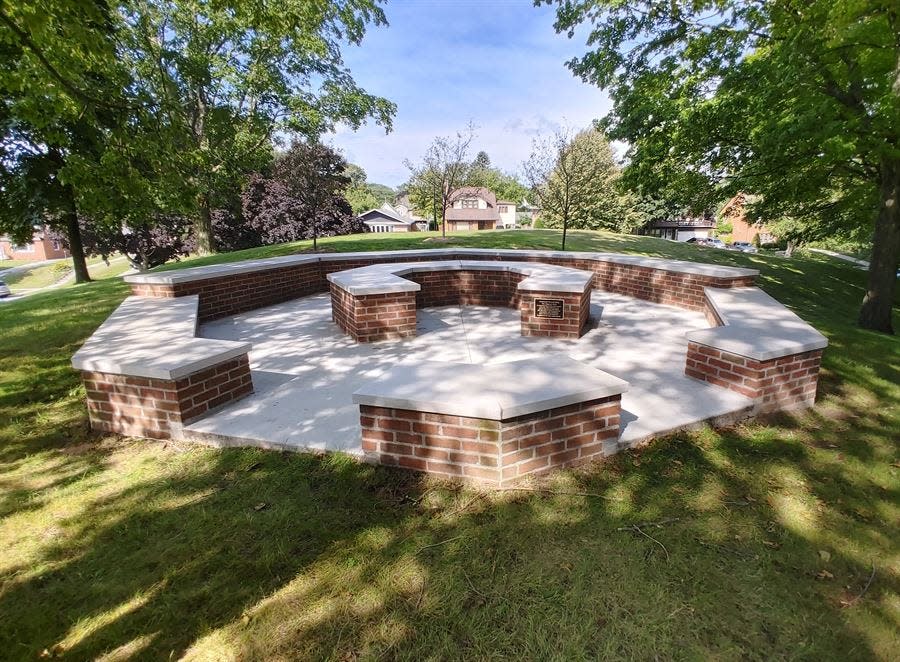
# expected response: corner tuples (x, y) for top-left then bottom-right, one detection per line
(326, 0), (612, 188)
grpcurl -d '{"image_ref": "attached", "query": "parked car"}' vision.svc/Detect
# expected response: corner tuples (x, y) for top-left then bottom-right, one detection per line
(686, 237), (711, 246)
(731, 241), (758, 253)
(0, 280), (10, 298)
(706, 238), (727, 249)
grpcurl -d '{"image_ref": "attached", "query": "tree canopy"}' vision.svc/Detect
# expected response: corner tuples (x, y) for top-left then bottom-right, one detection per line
(548, 0), (900, 332)
(524, 128), (638, 248)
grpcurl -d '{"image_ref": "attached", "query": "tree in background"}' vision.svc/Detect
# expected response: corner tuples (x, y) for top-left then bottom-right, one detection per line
(550, 0), (900, 333)
(524, 128), (632, 249)
(465, 150), (530, 205)
(118, 0), (396, 255)
(71, 215), (193, 271)
(405, 125), (475, 237)
(343, 163), (395, 214)
(0, 1), (138, 283)
(241, 141), (363, 249)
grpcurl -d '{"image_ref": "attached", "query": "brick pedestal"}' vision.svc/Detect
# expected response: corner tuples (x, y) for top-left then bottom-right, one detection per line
(519, 289), (591, 339)
(359, 396), (621, 487)
(685, 342), (822, 412)
(81, 356), (253, 439)
(330, 284), (417, 342)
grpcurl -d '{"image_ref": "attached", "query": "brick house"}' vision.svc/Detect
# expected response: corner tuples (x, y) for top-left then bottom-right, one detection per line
(0, 226), (70, 262)
(720, 193), (776, 244)
(445, 187), (516, 231)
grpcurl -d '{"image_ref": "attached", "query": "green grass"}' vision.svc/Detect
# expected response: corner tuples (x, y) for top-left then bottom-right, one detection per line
(0, 230), (897, 660)
(3, 255), (130, 293)
(0, 259), (35, 269)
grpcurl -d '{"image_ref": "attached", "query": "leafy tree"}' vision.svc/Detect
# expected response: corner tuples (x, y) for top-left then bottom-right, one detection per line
(465, 164), (530, 206)
(0, 1), (131, 283)
(549, 0), (900, 333)
(473, 151), (492, 171)
(405, 124), (475, 237)
(114, 0), (395, 254)
(524, 128), (630, 248)
(74, 214), (193, 271)
(343, 163), (395, 214)
(240, 142), (363, 248)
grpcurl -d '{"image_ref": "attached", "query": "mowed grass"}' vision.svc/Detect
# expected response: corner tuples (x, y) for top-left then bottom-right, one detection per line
(0, 230), (897, 660)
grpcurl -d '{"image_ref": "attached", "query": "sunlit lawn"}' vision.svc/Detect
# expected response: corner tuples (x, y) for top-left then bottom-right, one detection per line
(0, 230), (897, 660)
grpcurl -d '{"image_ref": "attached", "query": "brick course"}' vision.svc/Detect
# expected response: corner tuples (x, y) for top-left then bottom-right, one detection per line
(685, 341), (822, 412)
(81, 355), (253, 439)
(330, 284), (417, 342)
(360, 396), (621, 486)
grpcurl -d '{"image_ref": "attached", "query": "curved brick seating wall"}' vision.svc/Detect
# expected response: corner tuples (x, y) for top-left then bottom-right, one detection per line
(127, 249), (759, 321)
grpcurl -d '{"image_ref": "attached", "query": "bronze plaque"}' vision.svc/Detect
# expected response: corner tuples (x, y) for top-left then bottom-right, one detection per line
(534, 298), (564, 319)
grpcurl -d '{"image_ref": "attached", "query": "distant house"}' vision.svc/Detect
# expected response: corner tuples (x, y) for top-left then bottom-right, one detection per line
(358, 202), (427, 233)
(445, 187), (516, 231)
(0, 226), (70, 262)
(639, 214), (716, 242)
(720, 193), (776, 244)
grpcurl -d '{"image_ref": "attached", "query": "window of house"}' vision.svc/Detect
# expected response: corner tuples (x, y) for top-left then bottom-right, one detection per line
(460, 198), (478, 209)
(498, 205), (508, 213)
(13, 243), (34, 253)
(52, 239), (62, 250)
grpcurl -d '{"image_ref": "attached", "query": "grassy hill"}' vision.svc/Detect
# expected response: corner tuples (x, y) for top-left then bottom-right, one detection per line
(0, 230), (897, 660)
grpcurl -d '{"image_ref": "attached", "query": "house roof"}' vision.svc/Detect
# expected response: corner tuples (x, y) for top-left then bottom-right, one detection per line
(646, 216), (715, 229)
(358, 202), (418, 225)
(451, 186), (496, 207)
(445, 208), (499, 222)
(496, 200), (516, 206)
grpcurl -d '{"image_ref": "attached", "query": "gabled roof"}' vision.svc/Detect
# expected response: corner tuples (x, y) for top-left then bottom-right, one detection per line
(358, 202), (418, 225)
(451, 186), (496, 207)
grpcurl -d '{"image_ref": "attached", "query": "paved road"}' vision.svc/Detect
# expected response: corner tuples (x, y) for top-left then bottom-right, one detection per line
(0, 258), (66, 279)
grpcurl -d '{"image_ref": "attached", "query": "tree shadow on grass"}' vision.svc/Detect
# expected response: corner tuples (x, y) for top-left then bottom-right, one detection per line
(2, 411), (896, 660)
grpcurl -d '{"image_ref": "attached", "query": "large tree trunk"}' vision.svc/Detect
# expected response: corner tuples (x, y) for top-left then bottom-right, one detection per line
(858, 158), (900, 334)
(194, 192), (215, 255)
(62, 184), (91, 284)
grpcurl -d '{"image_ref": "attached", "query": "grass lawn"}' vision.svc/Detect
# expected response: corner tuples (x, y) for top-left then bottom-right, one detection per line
(0, 230), (897, 660)
(0, 259), (36, 270)
(2, 256), (131, 293)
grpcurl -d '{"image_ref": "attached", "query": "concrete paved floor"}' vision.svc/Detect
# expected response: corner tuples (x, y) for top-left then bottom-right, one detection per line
(186, 292), (754, 454)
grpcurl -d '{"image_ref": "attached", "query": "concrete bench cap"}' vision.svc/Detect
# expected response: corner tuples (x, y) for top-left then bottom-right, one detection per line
(352, 355), (629, 420)
(124, 247), (759, 285)
(71, 296), (251, 380)
(686, 287), (828, 361)
(327, 259), (594, 296)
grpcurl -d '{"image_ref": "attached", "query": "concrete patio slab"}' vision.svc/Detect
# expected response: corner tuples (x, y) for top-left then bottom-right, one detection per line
(184, 292), (754, 455)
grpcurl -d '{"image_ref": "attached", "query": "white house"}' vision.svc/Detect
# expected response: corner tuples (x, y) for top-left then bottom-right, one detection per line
(358, 202), (427, 233)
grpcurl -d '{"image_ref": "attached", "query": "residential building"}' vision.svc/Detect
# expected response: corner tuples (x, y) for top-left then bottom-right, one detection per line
(517, 198), (540, 227)
(0, 226), (70, 262)
(639, 214), (716, 242)
(358, 202), (427, 233)
(720, 193), (776, 244)
(445, 187), (515, 231)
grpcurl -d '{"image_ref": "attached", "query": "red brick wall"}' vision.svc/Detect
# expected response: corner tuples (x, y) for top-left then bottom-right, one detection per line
(81, 355), (253, 439)
(519, 289), (591, 339)
(685, 341), (822, 412)
(359, 396), (621, 487)
(130, 252), (757, 319)
(406, 269), (524, 308)
(330, 284), (417, 342)
(132, 262), (322, 321)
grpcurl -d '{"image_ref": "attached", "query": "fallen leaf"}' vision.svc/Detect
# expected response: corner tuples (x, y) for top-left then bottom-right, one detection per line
(819, 550), (831, 562)
(246, 462), (261, 472)
(763, 540), (780, 549)
(816, 569), (834, 580)
(253, 502), (268, 511)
